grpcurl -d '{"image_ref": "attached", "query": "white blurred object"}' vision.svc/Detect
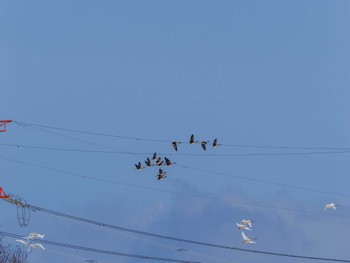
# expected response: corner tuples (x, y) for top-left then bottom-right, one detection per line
(241, 232), (256, 244)
(236, 223), (252, 231)
(324, 203), (339, 211)
(24, 232), (45, 240)
(241, 219), (254, 228)
(28, 243), (45, 252)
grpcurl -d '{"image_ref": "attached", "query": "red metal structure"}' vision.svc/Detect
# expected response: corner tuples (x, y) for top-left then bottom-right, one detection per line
(0, 120), (12, 132)
(0, 187), (10, 199)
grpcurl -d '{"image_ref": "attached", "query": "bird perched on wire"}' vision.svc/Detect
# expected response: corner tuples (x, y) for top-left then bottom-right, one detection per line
(172, 141), (181, 151)
(164, 157), (176, 166)
(157, 169), (167, 180)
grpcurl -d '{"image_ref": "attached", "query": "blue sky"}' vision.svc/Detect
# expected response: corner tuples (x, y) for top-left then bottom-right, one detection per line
(1, 1), (350, 262)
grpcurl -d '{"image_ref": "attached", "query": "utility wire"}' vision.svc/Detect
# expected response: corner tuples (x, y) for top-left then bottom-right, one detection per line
(0, 155), (349, 218)
(3, 203), (350, 263)
(14, 121), (350, 151)
(1, 146), (350, 199)
(2, 142), (350, 158)
(20, 123), (122, 151)
(14, 121), (170, 143)
(179, 165), (350, 198)
(0, 231), (199, 263)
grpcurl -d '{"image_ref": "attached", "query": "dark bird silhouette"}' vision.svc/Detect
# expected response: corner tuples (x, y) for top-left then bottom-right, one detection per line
(164, 157), (176, 166)
(152, 152), (157, 160)
(157, 169), (167, 180)
(145, 157), (153, 167)
(172, 141), (181, 151)
(212, 138), (219, 148)
(201, 141), (209, 150)
(156, 158), (164, 166)
(135, 162), (142, 171)
(189, 134), (198, 144)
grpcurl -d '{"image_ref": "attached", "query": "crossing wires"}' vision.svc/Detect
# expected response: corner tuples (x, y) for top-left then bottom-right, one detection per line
(13, 121), (350, 152)
(0, 231), (199, 263)
(2, 202), (350, 263)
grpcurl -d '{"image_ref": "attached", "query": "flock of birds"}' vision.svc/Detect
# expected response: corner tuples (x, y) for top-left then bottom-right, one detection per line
(134, 135), (219, 180)
(171, 134), (220, 151)
(236, 219), (257, 244)
(135, 152), (176, 180)
(134, 135), (341, 245)
(13, 202), (341, 252)
(16, 232), (45, 251)
(236, 203), (340, 245)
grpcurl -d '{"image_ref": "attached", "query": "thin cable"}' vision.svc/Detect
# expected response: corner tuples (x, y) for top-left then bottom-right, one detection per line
(0, 155), (349, 218)
(0, 231), (199, 263)
(3, 142), (350, 157)
(14, 121), (171, 143)
(178, 164), (350, 198)
(99, 225), (233, 263)
(4, 203), (350, 262)
(0, 143), (147, 156)
(1, 146), (350, 199)
(14, 121), (350, 151)
(21, 124), (123, 151)
(220, 143), (350, 151)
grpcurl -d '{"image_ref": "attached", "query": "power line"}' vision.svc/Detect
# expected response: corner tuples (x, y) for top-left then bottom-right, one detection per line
(0, 231), (199, 263)
(14, 121), (350, 151)
(3, 142), (350, 158)
(180, 165), (350, 198)
(14, 121), (170, 143)
(1, 155), (349, 218)
(3, 203), (350, 263)
(0, 143), (147, 156)
(0, 146), (350, 200)
(20, 123), (122, 151)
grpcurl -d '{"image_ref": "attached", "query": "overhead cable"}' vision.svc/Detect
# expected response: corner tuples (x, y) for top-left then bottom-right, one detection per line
(14, 121), (350, 151)
(0, 153), (349, 200)
(1, 155), (349, 218)
(2, 142), (350, 158)
(0, 231), (199, 263)
(3, 203), (350, 263)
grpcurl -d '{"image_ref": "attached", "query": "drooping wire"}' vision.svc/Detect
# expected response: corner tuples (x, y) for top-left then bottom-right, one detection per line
(2, 204), (350, 263)
(0, 231), (199, 263)
(1, 148), (350, 199)
(14, 121), (171, 143)
(178, 164), (350, 198)
(3, 142), (350, 157)
(19, 123), (124, 151)
(0, 155), (349, 218)
(89, 222), (234, 263)
(14, 121), (350, 151)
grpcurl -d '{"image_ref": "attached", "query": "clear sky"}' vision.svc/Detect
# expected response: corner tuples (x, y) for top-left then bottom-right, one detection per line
(1, 1), (350, 263)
